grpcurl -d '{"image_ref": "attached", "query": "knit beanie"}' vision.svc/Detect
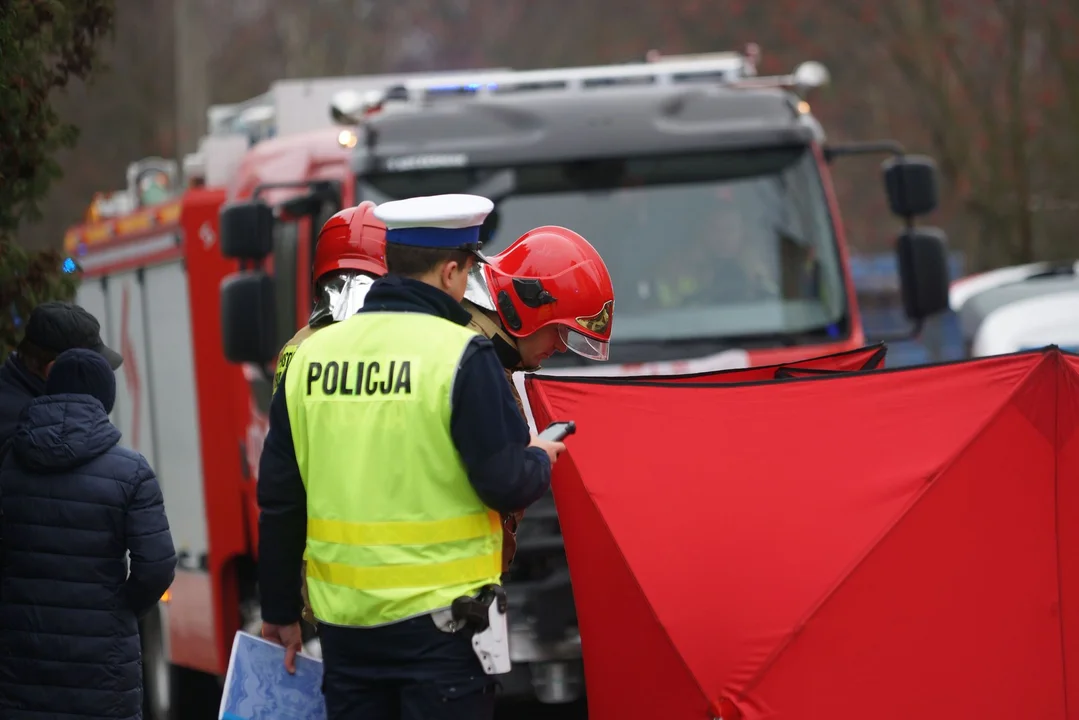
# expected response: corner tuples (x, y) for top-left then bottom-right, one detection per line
(46, 348), (117, 413)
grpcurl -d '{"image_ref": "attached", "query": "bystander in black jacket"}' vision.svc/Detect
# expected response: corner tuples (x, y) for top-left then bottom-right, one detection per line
(0, 349), (176, 720)
(0, 302), (124, 448)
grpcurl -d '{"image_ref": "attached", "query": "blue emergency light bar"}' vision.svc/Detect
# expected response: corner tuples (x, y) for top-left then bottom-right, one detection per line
(331, 50), (760, 122)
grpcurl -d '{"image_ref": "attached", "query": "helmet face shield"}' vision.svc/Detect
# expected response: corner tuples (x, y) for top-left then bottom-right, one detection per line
(463, 263), (497, 311)
(558, 325), (610, 361)
(309, 271), (375, 326)
(558, 297), (613, 360)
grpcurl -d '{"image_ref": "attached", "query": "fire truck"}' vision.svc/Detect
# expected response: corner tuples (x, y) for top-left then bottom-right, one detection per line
(63, 49), (950, 716)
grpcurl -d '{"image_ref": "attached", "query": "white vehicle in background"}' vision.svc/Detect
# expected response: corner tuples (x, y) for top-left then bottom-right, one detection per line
(949, 261), (1079, 356)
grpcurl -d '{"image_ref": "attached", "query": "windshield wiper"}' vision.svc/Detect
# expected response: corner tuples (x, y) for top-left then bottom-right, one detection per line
(615, 324), (845, 350)
(618, 336), (739, 348)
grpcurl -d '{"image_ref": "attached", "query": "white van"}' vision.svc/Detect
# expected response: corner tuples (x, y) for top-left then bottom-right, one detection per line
(949, 261), (1079, 356)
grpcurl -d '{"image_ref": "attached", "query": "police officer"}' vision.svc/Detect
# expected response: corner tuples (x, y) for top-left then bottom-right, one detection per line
(258, 194), (564, 720)
(462, 225), (615, 569)
(268, 201), (388, 632)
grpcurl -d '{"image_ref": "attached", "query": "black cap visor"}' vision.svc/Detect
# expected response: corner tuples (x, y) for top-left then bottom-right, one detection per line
(95, 343), (124, 370)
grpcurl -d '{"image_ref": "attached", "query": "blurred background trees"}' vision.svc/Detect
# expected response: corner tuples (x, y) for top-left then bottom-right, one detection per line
(0, 0), (114, 361)
(9, 0), (1079, 274)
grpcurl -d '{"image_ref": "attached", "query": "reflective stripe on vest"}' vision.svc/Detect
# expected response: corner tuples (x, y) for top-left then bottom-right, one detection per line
(284, 311), (502, 627)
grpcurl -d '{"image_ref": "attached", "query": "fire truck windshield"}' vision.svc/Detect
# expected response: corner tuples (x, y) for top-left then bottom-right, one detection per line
(358, 145), (850, 365)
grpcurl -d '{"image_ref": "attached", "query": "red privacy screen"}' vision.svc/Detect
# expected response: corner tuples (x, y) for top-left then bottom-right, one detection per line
(594, 343), (886, 385)
(525, 348), (1079, 720)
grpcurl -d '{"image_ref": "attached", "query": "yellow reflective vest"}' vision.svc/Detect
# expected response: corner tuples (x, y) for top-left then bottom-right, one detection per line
(273, 324), (316, 395)
(283, 311), (503, 627)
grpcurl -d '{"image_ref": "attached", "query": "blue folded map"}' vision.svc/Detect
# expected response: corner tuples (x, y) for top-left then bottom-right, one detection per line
(219, 631), (327, 720)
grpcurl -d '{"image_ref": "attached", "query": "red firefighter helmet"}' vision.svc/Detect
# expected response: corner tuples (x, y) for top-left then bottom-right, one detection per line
(481, 226), (614, 361)
(313, 201), (387, 280)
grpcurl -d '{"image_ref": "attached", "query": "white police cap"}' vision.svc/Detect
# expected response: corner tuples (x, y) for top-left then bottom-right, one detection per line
(374, 194), (493, 250)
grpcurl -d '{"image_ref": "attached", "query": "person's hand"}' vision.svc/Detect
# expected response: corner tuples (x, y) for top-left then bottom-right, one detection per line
(529, 434), (566, 464)
(262, 621), (304, 674)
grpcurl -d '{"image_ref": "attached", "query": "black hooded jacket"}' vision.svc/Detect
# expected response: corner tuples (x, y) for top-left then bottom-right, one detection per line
(0, 393), (177, 719)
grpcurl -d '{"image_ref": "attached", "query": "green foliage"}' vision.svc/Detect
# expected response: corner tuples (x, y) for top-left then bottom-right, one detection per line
(0, 0), (114, 363)
(0, 241), (80, 363)
(0, 0), (115, 234)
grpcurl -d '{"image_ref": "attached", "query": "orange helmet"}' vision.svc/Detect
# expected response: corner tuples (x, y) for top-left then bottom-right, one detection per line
(313, 201), (387, 280)
(476, 226), (614, 361)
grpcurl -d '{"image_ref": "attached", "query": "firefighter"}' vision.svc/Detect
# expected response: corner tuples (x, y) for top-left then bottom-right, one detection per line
(258, 194), (563, 720)
(269, 201), (387, 632)
(462, 225), (615, 569)
(272, 200), (387, 395)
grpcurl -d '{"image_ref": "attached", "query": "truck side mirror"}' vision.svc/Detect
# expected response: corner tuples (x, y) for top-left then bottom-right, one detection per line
(221, 271), (277, 364)
(882, 155), (939, 218)
(220, 200), (274, 260)
(896, 227), (950, 321)
(280, 192), (322, 218)
(266, 180), (341, 221)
